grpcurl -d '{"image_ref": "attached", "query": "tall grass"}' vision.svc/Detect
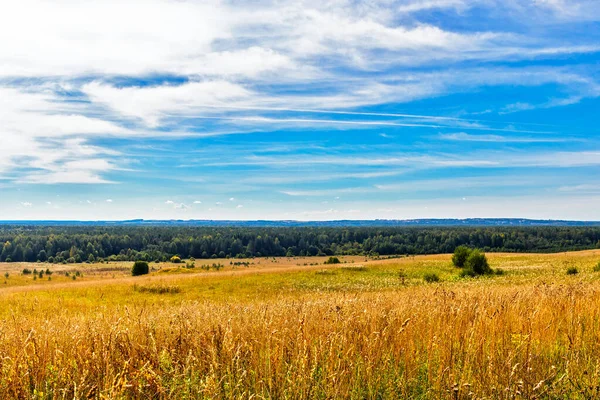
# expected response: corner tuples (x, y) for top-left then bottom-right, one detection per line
(1, 251), (600, 398)
(0, 281), (600, 398)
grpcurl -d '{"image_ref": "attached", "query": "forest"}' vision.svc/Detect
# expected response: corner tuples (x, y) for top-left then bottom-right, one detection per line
(1, 225), (600, 263)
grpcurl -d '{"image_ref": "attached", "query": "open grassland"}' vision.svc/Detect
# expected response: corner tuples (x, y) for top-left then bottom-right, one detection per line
(1, 251), (600, 398)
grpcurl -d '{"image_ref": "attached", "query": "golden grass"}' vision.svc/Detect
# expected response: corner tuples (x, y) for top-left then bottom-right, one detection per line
(0, 251), (600, 398)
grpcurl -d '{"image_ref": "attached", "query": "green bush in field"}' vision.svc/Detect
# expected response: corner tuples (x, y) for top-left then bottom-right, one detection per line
(132, 261), (150, 276)
(452, 246), (471, 268)
(324, 257), (341, 265)
(460, 250), (492, 277)
(566, 266), (578, 275)
(423, 273), (440, 283)
(593, 262), (600, 272)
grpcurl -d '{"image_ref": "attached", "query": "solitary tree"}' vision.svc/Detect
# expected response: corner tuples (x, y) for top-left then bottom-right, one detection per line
(132, 261), (149, 276)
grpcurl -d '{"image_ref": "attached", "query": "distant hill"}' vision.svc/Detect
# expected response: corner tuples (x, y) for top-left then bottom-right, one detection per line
(1, 218), (599, 227)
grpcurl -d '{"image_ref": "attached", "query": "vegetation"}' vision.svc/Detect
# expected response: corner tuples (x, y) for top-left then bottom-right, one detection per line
(324, 256), (341, 264)
(464, 250), (492, 275)
(131, 260), (149, 276)
(567, 266), (579, 275)
(1, 225), (600, 263)
(453, 246), (492, 277)
(451, 245), (471, 267)
(0, 250), (599, 397)
(423, 272), (440, 283)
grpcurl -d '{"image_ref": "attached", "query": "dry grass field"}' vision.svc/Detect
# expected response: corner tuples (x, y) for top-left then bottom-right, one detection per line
(1, 251), (600, 398)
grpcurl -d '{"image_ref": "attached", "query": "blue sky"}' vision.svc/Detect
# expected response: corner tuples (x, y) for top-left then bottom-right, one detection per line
(1, 0), (600, 220)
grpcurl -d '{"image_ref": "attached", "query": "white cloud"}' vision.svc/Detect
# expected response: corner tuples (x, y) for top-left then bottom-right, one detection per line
(438, 132), (571, 143)
(229, 197), (235, 201)
(396, 0), (467, 13)
(106, 199), (113, 203)
(20, 202), (33, 207)
(82, 80), (253, 127)
(0, 0), (232, 77)
(237, 204), (244, 208)
(193, 200), (202, 204)
(0, 0), (598, 193)
(165, 200), (174, 204)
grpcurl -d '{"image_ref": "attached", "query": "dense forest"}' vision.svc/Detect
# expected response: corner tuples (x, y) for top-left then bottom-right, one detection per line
(1, 225), (600, 263)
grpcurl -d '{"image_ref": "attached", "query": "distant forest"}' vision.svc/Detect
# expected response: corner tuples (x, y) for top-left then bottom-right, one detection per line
(1, 226), (600, 263)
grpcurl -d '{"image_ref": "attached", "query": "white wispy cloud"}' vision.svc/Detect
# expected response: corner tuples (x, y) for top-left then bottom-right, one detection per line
(0, 0), (598, 196)
(438, 132), (573, 143)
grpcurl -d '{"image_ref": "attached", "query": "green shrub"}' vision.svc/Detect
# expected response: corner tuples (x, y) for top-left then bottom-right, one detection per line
(423, 273), (440, 283)
(464, 250), (492, 276)
(593, 262), (600, 272)
(324, 256), (341, 265)
(170, 256), (182, 264)
(452, 246), (472, 267)
(132, 261), (150, 276)
(566, 266), (578, 275)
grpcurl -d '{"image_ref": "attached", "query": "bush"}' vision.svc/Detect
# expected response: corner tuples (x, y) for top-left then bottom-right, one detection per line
(464, 250), (492, 276)
(324, 256), (341, 265)
(593, 262), (600, 272)
(170, 256), (182, 264)
(132, 261), (150, 276)
(452, 246), (471, 268)
(566, 266), (578, 275)
(423, 273), (440, 283)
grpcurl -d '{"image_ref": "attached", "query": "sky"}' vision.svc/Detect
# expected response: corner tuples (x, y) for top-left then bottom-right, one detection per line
(1, 0), (600, 221)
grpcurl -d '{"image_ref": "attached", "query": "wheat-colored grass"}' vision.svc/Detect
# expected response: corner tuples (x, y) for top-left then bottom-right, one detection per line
(1, 251), (600, 398)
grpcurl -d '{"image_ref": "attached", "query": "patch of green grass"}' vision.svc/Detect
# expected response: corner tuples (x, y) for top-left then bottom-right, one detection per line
(423, 273), (440, 283)
(133, 284), (182, 294)
(340, 265), (368, 272)
(315, 269), (337, 276)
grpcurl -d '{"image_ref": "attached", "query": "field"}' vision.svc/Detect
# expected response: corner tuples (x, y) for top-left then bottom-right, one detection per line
(1, 251), (600, 399)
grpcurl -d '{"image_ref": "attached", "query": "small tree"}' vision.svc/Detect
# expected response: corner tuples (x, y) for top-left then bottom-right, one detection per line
(132, 261), (150, 276)
(324, 256), (341, 265)
(452, 246), (471, 267)
(463, 250), (492, 276)
(170, 256), (182, 264)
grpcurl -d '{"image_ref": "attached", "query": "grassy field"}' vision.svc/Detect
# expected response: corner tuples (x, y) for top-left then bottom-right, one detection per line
(1, 251), (600, 399)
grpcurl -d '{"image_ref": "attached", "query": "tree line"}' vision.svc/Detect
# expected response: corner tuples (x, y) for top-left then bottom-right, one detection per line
(1, 225), (600, 263)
